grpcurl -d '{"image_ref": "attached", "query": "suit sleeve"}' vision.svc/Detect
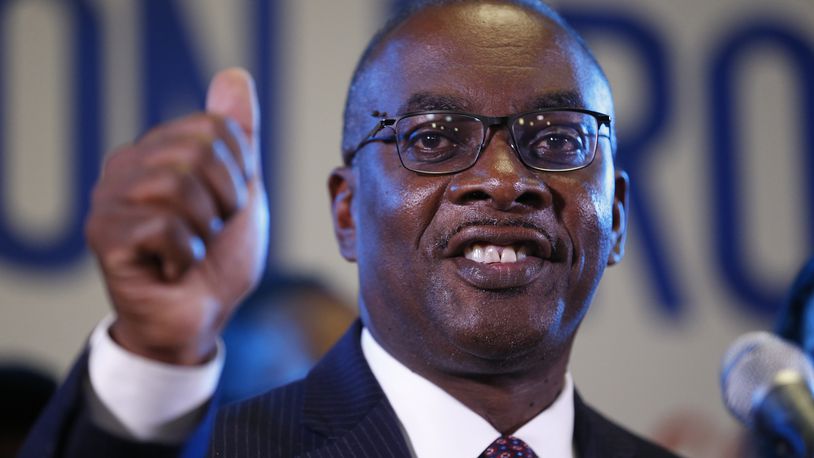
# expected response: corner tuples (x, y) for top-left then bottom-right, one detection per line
(18, 338), (222, 457)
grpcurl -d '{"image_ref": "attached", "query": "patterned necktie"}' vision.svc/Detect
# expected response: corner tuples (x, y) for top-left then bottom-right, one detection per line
(479, 435), (539, 458)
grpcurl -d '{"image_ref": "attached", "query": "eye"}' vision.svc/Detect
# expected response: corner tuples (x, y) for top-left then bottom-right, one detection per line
(513, 112), (600, 169)
(405, 123), (460, 151)
(410, 131), (454, 151)
(401, 124), (464, 163)
(526, 126), (588, 164)
(542, 133), (573, 150)
(531, 128), (582, 152)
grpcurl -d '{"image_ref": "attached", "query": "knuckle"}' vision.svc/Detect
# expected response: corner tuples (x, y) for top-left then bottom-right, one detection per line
(162, 214), (190, 245)
(177, 173), (207, 210)
(123, 170), (165, 203)
(193, 113), (230, 139)
(157, 211), (178, 236)
(182, 135), (219, 167)
(102, 145), (134, 174)
(84, 215), (101, 247)
(90, 182), (107, 205)
(150, 135), (215, 171)
(84, 204), (118, 253)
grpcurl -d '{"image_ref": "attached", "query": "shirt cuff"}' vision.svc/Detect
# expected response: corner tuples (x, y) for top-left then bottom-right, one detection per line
(87, 315), (224, 443)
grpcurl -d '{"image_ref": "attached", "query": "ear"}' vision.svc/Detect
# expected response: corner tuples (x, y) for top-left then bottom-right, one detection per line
(329, 166), (357, 262)
(607, 170), (629, 266)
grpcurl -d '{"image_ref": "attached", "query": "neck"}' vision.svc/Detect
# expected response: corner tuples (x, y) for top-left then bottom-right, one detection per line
(366, 323), (573, 434)
(422, 353), (569, 434)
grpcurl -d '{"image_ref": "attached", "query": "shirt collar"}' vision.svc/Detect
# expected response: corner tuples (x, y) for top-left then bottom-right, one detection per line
(361, 328), (575, 458)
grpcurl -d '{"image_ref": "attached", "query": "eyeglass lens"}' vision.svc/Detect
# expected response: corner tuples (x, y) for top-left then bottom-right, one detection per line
(394, 111), (600, 173)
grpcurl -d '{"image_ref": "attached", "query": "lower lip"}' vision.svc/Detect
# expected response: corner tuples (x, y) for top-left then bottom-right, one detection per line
(451, 257), (546, 290)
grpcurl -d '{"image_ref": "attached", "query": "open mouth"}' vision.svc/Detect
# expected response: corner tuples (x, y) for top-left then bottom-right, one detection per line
(444, 225), (552, 262)
(442, 225), (554, 289)
(463, 243), (529, 264)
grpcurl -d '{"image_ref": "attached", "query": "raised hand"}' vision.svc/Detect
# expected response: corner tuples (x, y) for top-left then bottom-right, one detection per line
(85, 68), (269, 365)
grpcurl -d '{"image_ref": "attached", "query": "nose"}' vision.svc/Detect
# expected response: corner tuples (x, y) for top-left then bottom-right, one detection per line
(447, 131), (552, 211)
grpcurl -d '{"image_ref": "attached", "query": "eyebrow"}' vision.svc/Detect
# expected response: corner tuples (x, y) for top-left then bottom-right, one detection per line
(398, 92), (472, 114)
(528, 91), (585, 110)
(396, 89), (587, 116)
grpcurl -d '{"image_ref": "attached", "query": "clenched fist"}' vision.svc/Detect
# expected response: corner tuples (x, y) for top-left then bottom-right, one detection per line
(85, 68), (269, 365)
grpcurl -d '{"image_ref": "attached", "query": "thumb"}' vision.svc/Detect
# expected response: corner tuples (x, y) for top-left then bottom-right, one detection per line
(206, 68), (261, 176)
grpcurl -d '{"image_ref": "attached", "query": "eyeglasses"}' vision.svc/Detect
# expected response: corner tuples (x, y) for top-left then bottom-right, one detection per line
(348, 108), (611, 175)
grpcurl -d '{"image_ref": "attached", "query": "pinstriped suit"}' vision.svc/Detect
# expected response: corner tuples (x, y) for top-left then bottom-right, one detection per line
(209, 321), (679, 457)
(21, 320), (679, 457)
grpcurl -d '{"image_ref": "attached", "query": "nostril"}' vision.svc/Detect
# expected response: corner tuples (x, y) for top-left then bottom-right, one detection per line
(459, 190), (491, 204)
(516, 191), (545, 208)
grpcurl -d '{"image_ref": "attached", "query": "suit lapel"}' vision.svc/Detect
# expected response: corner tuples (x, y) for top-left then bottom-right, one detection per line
(302, 320), (413, 457)
(573, 391), (637, 458)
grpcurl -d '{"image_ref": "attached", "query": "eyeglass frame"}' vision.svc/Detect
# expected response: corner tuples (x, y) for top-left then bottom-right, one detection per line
(345, 107), (612, 175)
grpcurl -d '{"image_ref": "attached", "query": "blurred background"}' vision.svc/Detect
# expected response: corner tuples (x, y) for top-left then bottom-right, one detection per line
(0, 0), (812, 456)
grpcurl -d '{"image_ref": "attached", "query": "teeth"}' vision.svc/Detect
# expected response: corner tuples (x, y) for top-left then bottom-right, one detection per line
(463, 244), (527, 264)
(500, 247), (517, 263)
(470, 245), (484, 263)
(484, 246), (500, 263)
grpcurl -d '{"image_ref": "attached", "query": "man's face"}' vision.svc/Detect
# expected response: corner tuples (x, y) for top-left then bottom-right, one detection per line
(332, 2), (627, 376)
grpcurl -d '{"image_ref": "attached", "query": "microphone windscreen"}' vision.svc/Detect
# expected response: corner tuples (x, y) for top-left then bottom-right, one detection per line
(721, 331), (814, 426)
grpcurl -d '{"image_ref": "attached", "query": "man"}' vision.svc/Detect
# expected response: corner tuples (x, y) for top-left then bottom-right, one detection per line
(22, 0), (680, 456)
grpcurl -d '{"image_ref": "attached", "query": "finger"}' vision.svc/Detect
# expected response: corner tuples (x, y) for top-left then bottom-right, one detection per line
(131, 209), (205, 282)
(139, 135), (248, 220)
(88, 205), (205, 282)
(206, 67), (261, 180)
(125, 167), (224, 241)
(98, 143), (140, 183)
(137, 114), (248, 181)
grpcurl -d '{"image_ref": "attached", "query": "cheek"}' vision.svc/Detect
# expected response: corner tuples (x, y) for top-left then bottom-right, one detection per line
(560, 171), (615, 277)
(353, 160), (450, 329)
(578, 185), (613, 243)
(354, 161), (446, 267)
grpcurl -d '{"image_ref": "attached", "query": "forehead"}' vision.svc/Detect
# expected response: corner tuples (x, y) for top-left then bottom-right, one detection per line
(363, 2), (611, 117)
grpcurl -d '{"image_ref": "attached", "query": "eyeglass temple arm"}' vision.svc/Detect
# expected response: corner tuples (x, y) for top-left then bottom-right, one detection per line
(364, 118), (395, 140)
(350, 118), (397, 158)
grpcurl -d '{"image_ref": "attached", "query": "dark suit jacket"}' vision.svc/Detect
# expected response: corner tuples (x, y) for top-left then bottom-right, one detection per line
(21, 321), (680, 457)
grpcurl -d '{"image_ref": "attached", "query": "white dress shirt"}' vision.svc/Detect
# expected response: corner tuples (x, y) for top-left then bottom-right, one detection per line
(361, 328), (575, 458)
(88, 315), (224, 442)
(88, 317), (574, 456)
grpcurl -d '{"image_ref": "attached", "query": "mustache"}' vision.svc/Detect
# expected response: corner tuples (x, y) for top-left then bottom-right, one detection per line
(434, 217), (555, 252)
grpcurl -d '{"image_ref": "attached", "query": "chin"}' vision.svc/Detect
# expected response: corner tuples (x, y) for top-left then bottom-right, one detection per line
(452, 329), (546, 363)
(431, 292), (568, 368)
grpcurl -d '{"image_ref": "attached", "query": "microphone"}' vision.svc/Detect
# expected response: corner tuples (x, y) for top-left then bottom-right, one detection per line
(721, 331), (814, 457)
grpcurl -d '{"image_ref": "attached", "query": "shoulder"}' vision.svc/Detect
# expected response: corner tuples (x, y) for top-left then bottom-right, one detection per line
(211, 380), (325, 457)
(209, 321), (389, 457)
(574, 393), (683, 458)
